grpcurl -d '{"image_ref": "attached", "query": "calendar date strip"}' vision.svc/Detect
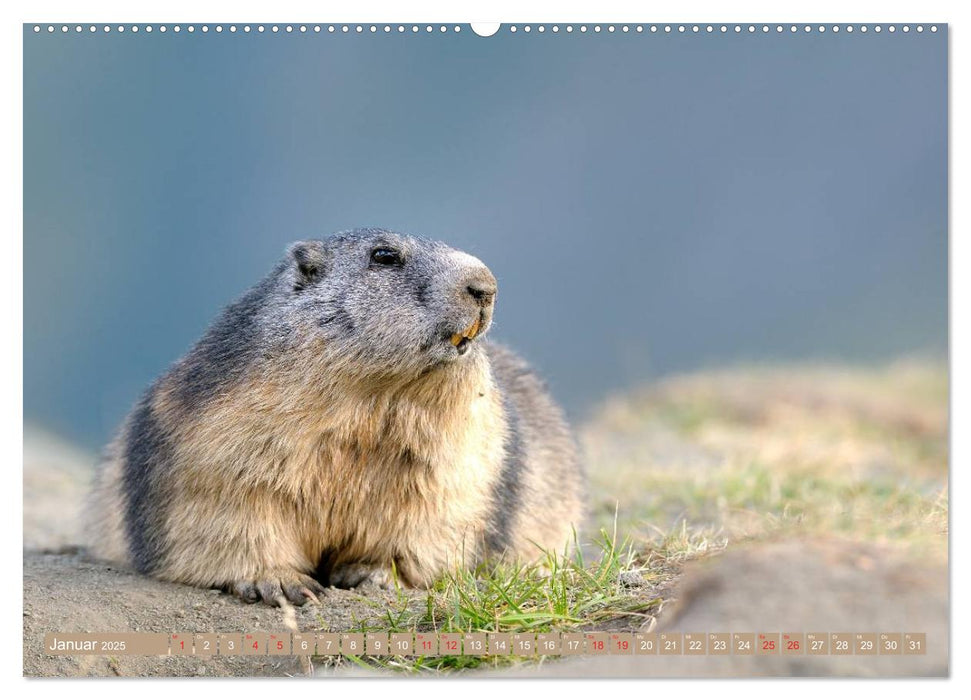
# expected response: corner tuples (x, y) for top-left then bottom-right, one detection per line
(44, 631), (927, 657)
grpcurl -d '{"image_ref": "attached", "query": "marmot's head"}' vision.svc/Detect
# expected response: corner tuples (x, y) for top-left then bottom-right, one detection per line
(272, 228), (497, 379)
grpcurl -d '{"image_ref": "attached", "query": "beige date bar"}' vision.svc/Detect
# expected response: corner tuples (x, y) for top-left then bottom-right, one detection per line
(45, 633), (169, 655)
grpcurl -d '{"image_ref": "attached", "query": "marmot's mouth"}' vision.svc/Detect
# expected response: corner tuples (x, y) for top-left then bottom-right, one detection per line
(450, 318), (480, 347)
(449, 318), (481, 355)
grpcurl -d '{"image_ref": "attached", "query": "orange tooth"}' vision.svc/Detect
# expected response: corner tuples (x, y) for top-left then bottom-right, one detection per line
(451, 319), (481, 346)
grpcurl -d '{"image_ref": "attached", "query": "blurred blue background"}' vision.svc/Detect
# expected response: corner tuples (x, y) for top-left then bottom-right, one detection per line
(24, 25), (947, 449)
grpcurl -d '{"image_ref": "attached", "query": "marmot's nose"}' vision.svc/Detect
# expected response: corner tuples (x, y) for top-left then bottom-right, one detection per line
(465, 271), (497, 307)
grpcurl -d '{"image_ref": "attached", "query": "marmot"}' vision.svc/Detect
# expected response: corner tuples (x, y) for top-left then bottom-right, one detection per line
(85, 228), (585, 605)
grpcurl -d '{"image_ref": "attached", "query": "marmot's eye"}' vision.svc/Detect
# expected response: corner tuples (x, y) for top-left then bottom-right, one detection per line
(370, 248), (402, 266)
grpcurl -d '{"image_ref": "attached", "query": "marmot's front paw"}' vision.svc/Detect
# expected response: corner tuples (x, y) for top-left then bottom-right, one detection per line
(231, 571), (327, 606)
(328, 562), (393, 589)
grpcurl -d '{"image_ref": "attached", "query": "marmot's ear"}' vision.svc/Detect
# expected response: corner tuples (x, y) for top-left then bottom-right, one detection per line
(288, 240), (328, 289)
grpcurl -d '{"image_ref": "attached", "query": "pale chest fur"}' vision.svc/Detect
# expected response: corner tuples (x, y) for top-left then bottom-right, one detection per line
(303, 389), (506, 582)
(156, 353), (507, 585)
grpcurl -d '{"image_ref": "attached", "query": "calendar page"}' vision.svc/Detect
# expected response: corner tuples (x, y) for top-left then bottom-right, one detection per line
(21, 10), (948, 681)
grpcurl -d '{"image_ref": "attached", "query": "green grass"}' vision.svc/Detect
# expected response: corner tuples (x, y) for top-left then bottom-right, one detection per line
(585, 361), (948, 553)
(312, 527), (666, 673)
(594, 462), (946, 544)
